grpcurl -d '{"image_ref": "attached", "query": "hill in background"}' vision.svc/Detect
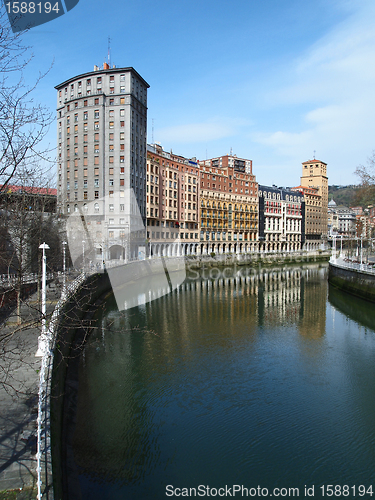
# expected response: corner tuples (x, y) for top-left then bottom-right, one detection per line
(328, 185), (360, 207)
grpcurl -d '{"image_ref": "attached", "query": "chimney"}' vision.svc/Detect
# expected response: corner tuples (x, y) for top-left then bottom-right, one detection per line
(103, 62), (109, 70)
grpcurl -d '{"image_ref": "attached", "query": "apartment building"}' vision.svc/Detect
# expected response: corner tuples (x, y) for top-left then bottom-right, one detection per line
(55, 64), (149, 262)
(146, 144), (200, 256)
(300, 159), (328, 239)
(258, 185), (304, 252)
(291, 185), (321, 249)
(199, 155), (258, 254)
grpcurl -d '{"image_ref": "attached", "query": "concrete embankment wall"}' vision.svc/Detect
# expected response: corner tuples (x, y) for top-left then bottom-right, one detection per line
(186, 251), (331, 269)
(329, 262), (375, 302)
(50, 271), (112, 500)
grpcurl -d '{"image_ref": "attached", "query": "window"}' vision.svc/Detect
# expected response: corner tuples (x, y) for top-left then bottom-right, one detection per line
(94, 156), (99, 165)
(120, 156), (124, 163)
(83, 134), (88, 143)
(109, 156), (114, 163)
(94, 178), (99, 187)
(94, 121), (99, 130)
(94, 203), (99, 212)
(109, 179), (114, 186)
(84, 168), (88, 177)
(95, 191), (99, 199)
(120, 97), (125, 104)
(120, 109), (125, 116)
(109, 204), (114, 211)
(109, 167), (114, 175)
(83, 191), (88, 200)
(94, 110), (99, 119)
(84, 100), (87, 107)
(109, 191), (114, 198)
(109, 133), (114, 141)
(109, 121), (114, 129)
(120, 179), (124, 186)
(94, 98), (99, 105)
(120, 132), (124, 140)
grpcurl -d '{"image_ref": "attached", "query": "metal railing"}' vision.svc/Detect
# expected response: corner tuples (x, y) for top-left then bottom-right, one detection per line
(330, 255), (375, 275)
(36, 272), (86, 500)
(0, 272), (54, 287)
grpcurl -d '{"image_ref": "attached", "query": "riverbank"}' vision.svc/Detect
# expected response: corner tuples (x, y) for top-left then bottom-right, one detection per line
(186, 250), (331, 269)
(329, 258), (375, 302)
(0, 283), (61, 499)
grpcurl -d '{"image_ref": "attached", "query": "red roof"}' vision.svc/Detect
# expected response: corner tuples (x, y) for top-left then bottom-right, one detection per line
(302, 159), (327, 165)
(0, 184), (57, 196)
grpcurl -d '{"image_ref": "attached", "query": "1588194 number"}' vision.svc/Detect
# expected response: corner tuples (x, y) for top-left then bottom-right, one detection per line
(5, 2), (59, 14)
(320, 485), (373, 496)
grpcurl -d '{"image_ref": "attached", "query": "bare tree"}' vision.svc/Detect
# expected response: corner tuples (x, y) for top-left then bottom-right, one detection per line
(0, 163), (60, 324)
(354, 151), (375, 207)
(0, 11), (53, 193)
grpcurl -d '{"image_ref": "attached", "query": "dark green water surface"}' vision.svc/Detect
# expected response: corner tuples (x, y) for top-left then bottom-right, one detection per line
(65, 264), (375, 499)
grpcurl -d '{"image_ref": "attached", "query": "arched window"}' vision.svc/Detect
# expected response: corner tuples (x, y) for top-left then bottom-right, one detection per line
(94, 203), (99, 213)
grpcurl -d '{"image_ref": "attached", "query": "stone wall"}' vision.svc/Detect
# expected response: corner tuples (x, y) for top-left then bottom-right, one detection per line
(328, 262), (375, 302)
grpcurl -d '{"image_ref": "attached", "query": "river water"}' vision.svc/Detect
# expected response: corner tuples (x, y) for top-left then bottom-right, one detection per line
(64, 263), (375, 499)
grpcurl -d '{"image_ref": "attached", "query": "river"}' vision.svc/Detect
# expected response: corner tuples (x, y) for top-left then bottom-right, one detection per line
(62, 263), (375, 499)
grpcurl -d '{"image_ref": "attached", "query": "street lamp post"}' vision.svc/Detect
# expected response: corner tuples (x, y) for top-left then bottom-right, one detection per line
(82, 239), (85, 275)
(36, 243), (50, 357)
(62, 241), (67, 299)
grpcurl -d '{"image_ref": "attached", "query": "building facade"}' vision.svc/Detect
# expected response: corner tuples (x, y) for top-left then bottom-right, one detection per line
(292, 185), (321, 249)
(258, 185), (304, 252)
(199, 155), (258, 254)
(56, 64), (149, 262)
(300, 159), (328, 239)
(146, 144), (200, 257)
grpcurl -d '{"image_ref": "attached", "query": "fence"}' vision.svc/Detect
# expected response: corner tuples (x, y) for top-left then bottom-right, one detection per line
(36, 272), (86, 500)
(330, 255), (375, 275)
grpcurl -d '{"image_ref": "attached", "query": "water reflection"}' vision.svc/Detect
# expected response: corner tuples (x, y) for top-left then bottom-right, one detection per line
(64, 263), (375, 499)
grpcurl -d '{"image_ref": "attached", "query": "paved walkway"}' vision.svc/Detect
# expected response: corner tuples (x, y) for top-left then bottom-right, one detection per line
(0, 283), (61, 498)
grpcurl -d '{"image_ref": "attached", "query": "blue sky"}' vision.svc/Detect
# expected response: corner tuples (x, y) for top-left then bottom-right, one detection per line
(8, 0), (375, 187)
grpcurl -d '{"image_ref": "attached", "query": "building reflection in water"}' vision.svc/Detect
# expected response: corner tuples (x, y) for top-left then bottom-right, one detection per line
(70, 263), (329, 489)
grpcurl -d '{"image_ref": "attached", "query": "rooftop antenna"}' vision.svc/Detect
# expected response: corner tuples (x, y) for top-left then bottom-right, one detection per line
(313, 150), (316, 160)
(108, 37), (111, 66)
(152, 118), (154, 144)
(230, 147), (233, 156)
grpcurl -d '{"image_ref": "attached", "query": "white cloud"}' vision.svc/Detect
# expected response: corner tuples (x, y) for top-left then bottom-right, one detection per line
(253, 1), (375, 183)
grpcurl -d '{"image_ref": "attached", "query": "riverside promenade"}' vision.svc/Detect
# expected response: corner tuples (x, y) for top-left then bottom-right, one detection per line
(0, 283), (61, 499)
